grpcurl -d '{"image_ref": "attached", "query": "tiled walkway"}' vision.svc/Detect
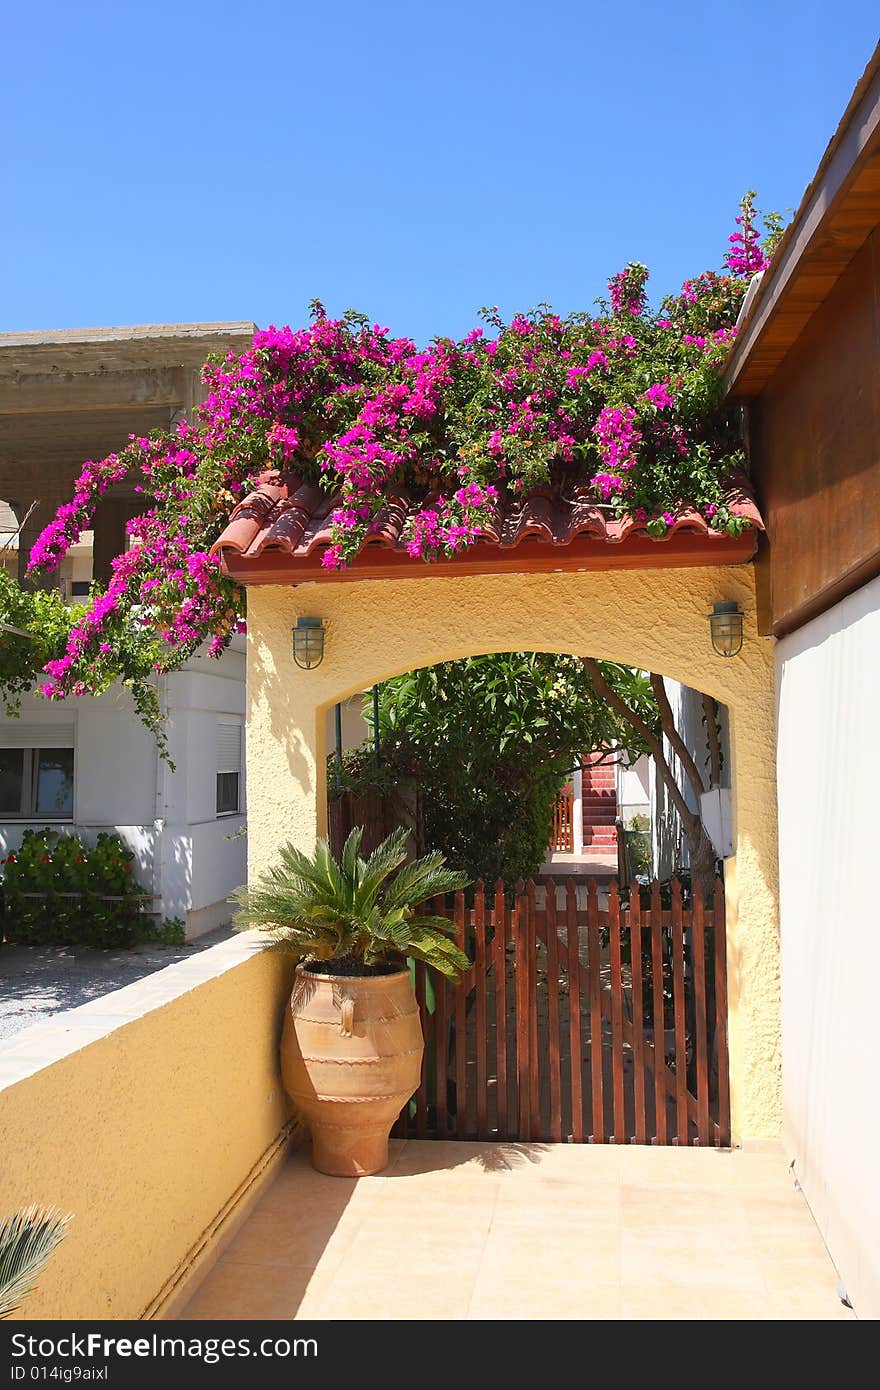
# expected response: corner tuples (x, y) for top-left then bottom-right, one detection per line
(179, 1140), (855, 1321)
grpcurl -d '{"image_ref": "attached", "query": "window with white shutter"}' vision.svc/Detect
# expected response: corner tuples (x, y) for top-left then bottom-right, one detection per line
(216, 720), (242, 816)
(0, 725), (75, 817)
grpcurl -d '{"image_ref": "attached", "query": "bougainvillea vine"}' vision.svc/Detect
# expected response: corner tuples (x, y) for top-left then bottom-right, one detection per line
(3, 192), (780, 744)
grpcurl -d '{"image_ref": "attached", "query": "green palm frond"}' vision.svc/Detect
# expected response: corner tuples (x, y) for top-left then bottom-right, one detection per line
(313, 839), (347, 904)
(352, 829), (410, 912)
(0, 1206), (71, 1319)
(381, 852), (469, 910)
(235, 828), (471, 977)
(406, 931), (471, 977)
(407, 912), (462, 938)
(341, 825), (364, 883)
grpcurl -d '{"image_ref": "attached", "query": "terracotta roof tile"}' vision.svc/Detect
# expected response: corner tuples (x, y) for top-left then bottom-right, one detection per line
(211, 471), (763, 582)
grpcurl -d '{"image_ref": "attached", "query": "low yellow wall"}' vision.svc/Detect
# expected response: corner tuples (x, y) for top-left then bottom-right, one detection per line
(246, 563), (780, 1141)
(0, 936), (297, 1321)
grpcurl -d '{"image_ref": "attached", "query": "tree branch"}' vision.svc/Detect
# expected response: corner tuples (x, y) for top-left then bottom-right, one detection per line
(582, 659), (703, 838)
(649, 673), (707, 804)
(702, 693), (722, 789)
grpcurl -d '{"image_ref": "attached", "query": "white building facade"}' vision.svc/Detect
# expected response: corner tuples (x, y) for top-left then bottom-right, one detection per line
(0, 637), (246, 939)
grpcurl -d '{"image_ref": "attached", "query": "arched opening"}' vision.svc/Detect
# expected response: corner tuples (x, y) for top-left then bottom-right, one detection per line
(323, 657), (732, 887)
(319, 651), (734, 1149)
(244, 562), (779, 1145)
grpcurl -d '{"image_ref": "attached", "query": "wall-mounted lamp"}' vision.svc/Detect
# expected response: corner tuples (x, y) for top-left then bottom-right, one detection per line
(709, 601), (744, 658)
(292, 616), (326, 670)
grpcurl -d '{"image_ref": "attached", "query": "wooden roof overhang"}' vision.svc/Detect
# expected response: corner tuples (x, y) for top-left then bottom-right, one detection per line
(723, 42), (880, 399)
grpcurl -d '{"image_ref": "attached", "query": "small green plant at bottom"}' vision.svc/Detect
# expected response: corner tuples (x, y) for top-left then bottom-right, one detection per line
(0, 1206), (71, 1319)
(138, 916), (187, 946)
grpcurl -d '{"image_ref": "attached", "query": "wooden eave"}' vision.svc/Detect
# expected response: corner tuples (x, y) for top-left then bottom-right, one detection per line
(723, 42), (880, 398)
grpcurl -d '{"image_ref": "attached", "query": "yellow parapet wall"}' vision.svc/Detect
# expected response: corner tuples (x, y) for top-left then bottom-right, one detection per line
(246, 563), (780, 1142)
(0, 935), (297, 1321)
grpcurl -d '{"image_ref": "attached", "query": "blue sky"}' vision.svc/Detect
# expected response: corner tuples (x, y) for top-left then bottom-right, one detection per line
(2, 3), (877, 342)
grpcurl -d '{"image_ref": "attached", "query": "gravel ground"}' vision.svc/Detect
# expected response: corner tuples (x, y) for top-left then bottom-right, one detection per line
(0, 926), (237, 1042)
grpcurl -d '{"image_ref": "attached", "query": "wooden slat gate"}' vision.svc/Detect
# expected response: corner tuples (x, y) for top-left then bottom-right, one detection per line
(398, 875), (729, 1147)
(551, 789), (575, 852)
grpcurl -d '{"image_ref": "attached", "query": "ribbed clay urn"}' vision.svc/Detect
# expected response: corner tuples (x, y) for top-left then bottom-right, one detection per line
(235, 828), (468, 1176)
(281, 961), (424, 1176)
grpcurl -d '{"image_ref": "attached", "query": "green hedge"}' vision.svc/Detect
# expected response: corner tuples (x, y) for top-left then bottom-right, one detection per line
(0, 828), (181, 948)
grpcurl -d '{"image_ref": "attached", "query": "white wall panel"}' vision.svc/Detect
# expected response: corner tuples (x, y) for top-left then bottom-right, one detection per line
(776, 572), (880, 1319)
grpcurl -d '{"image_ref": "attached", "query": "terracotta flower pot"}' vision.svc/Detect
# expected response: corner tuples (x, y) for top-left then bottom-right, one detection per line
(281, 962), (424, 1176)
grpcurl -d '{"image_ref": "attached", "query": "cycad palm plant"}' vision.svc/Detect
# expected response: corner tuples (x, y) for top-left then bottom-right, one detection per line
(0, 1206), (71, 1319)
(234, 827), (470, 978)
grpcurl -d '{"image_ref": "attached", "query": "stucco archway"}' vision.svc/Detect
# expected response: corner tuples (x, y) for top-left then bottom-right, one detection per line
(244, 561), (779, 1142)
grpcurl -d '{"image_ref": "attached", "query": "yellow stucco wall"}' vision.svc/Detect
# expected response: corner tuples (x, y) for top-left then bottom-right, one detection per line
(246, 563), (781, 1141)
(0, 940), (297, 1320)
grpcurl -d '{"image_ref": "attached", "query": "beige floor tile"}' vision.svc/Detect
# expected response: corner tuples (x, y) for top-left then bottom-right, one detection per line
(741, 1201), (818, 1243)
(749, 1222), (835, 1260)
(469, 1278), (622, 1320)
(176, 1140), (860, 1323)
(622, 1214), (755, 1253)
(390, 1139), (555, 1177)
(621, 1232), (763, 1290)
(616, 1148), (745, 1193)
(290, 1287), (330, 1319)
(730, 1154), (798, 1189)
(335, 1232), (487, 1278)
(621, 1283), (770, 1320)
(768, 1292), (855, 1321)
(500, 1169), (619, 1197)
(503, 1142), (623, 1180)
(257, 1163), (364, 1211)
(481, 1231), (621, 1285)
(180, 1259), (317, 1321)
(370, 1172), (504, 1205)
(759, 1252), (844, 1294)
(620, 1183), (747, 1231)
(314, 1269), (473, 1320)
(489, 1207), (622, 1238)
(219, 1200), (363, 1268)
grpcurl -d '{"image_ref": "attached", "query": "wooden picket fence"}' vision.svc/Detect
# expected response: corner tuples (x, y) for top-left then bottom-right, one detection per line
(397, 875), (729, 1147)
(551, 788), (575, 852)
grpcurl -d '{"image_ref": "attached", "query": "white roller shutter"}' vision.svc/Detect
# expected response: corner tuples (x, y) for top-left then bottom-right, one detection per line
(0, 722), (75, 749)
(217, 721), (242, 774)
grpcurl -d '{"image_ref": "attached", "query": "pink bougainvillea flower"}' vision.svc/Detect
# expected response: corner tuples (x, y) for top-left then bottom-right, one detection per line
(25, 196), (761, 730)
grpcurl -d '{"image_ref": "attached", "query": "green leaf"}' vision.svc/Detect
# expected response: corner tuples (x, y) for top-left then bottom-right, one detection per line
(0, 1206), (71, 1319)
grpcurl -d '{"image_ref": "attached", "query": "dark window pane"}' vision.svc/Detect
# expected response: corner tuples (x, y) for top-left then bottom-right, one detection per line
(0, 749), (24, 814)
(70, 581), (91, 597)
(216, 771), (239, 815)
(35, 748), (74, 816)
